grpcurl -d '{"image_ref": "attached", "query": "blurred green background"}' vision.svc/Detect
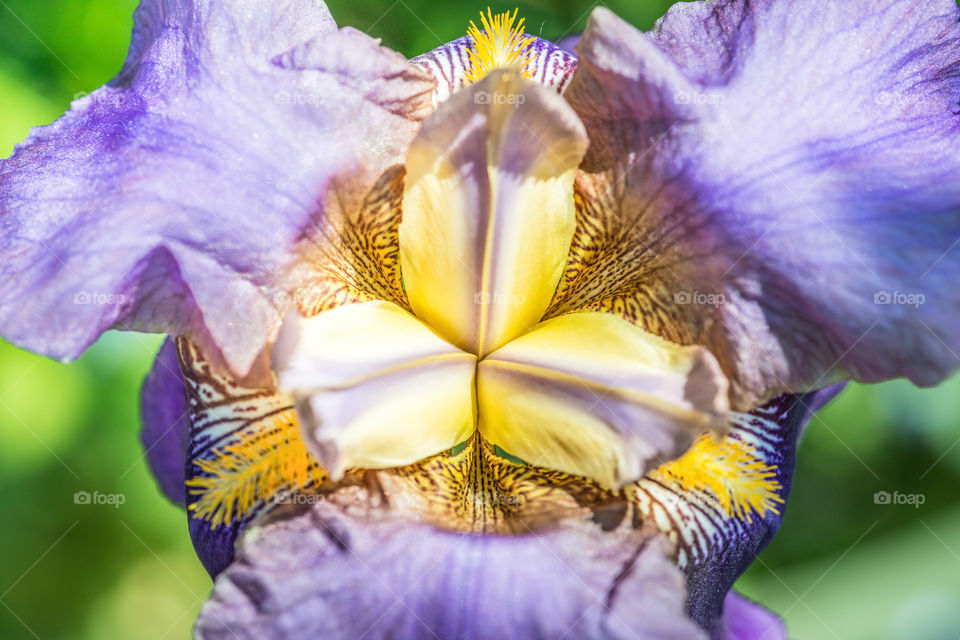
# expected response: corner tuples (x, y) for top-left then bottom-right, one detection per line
(1, 1), (959, 638)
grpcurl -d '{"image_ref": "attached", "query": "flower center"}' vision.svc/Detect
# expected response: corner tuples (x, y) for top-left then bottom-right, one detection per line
(184, 16), (782, 536)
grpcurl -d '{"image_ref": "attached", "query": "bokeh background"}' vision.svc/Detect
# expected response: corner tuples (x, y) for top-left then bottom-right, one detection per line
(1, 1), (959, 638)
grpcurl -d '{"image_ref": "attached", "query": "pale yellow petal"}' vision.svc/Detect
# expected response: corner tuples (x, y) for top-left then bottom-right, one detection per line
(272, 300), (477, 477)
(399, 70), (588, 357)
(477, 312), (730, 488)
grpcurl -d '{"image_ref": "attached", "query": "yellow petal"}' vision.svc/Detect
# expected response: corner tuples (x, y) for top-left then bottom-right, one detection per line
(272, 300), (477, 477)
(477, 312), (730, 488)
(399, 70), (588, 357)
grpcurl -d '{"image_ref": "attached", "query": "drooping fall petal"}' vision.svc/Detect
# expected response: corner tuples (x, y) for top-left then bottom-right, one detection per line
(194, 501), (707, 640)
(139, 337), (189, 505)
(0, 0), (433, 379)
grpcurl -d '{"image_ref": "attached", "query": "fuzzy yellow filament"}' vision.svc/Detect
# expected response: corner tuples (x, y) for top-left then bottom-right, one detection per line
(187, 412), (322, 528)
(464, 8), (536, 84)
(654, 433), (783, 523)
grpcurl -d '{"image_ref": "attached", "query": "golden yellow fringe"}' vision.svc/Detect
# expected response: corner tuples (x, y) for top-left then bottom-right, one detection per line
(464, 8), (536, 85)
(654, 433), (783, 523)
(188, 415), (780, 530)
(186, 411), (322, 529)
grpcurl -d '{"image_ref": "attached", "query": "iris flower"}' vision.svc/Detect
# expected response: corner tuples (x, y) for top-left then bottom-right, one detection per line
(2, 0), (959, 637)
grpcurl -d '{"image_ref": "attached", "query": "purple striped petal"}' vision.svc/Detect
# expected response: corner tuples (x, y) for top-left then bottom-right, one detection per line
(195, 503), (707, 640)
(628, 384), (843, 630)
(0, 0), (433, 379)
(139, 337), (189, 505)
(563, 1), (960, 409)
(690, 391), (833, 628)
(190, 510), (246, 579)
(412, 35), (577, 106)
(176, 338), (302, 577)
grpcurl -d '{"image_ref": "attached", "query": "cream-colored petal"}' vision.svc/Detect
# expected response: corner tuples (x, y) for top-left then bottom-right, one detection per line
(399, 70), (588, 357)
(477, 312), (730, 488)
(272, 301), (477, 477)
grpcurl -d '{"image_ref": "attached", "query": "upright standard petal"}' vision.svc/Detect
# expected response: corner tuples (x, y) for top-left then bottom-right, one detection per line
(272, 301), (477, 477)
(0, 0), (433, 378)
(477, 311), (729, 488)
(399, 71), (588, 357)
(558, 3), (960, 408)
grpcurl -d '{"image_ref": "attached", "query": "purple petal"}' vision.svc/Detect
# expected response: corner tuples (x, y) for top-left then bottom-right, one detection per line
(139, 337), (189, 505)
(195, 503), (707, 640)
(557, 34), (582, 53)
(720, 592), (786, 640)
(799, 382), (848, 418)
(563, 2), (960, 408)
(0, 0), (433, 378)
(140, 337), (250, 575)
(190, 511), (246, 579)
(796, 381), (848, 439)
(667, 387), (844, 628)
